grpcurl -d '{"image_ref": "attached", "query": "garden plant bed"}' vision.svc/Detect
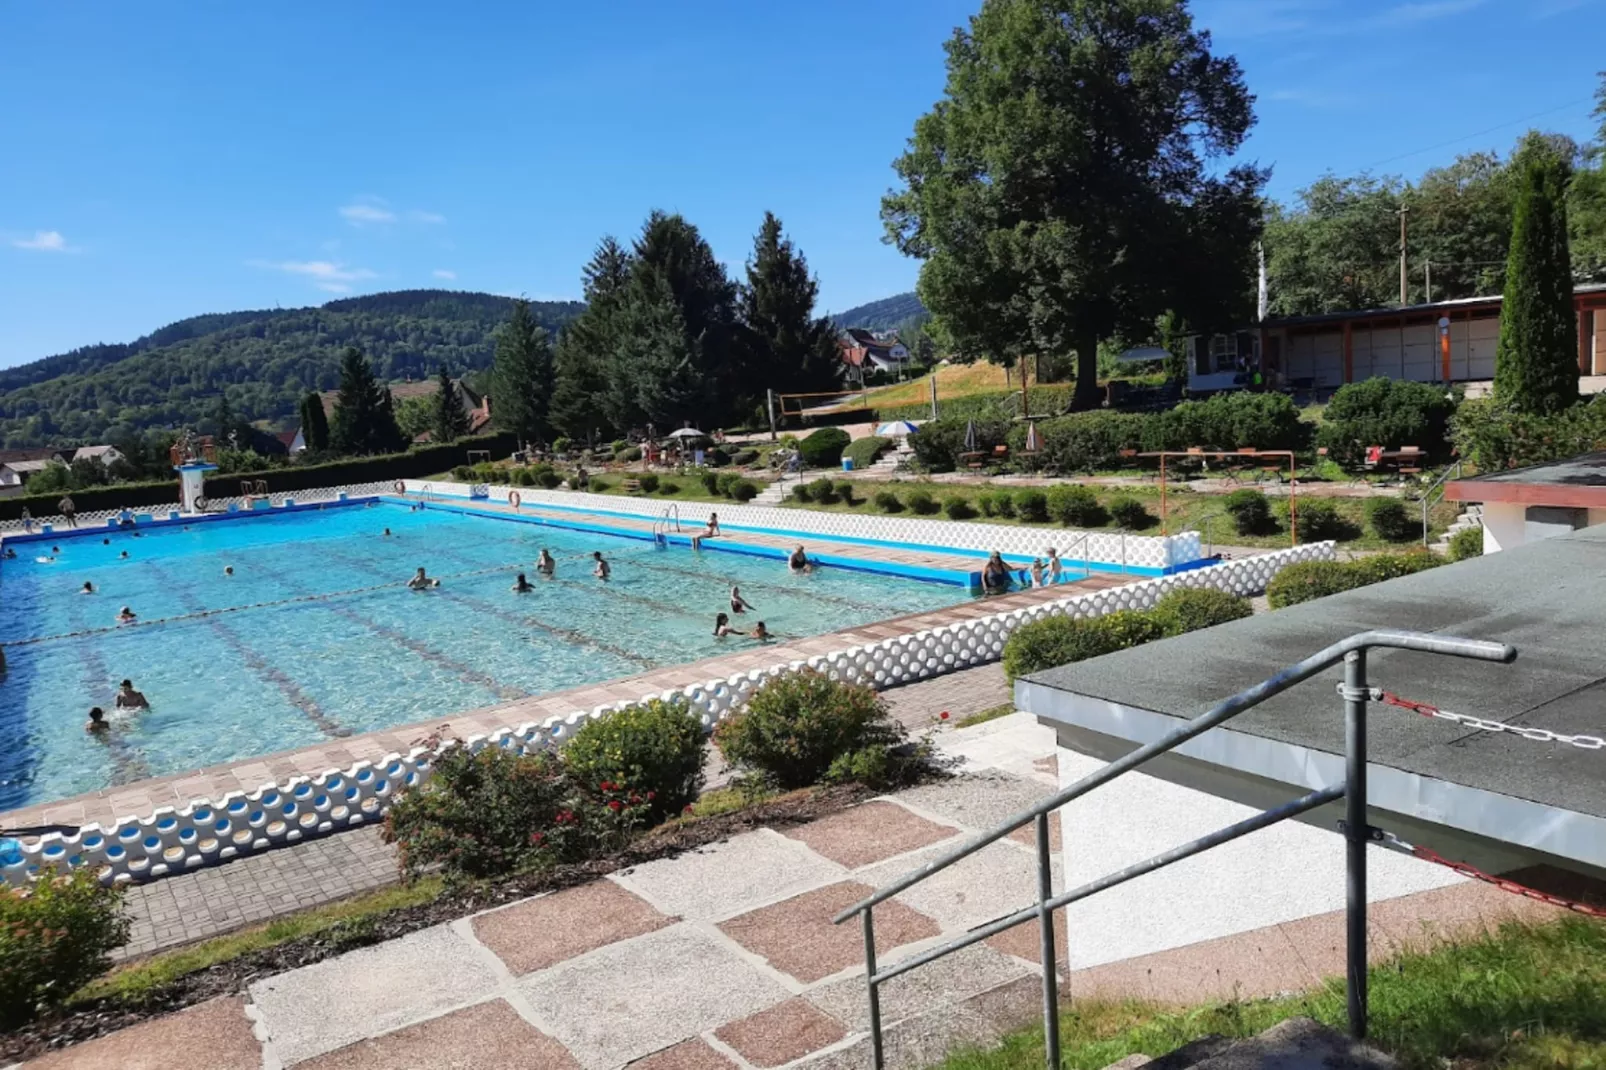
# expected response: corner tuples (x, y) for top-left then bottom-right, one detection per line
(0, 783), (875, 1063)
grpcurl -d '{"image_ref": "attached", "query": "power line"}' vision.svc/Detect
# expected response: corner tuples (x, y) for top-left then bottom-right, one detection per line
(1360, 96), (1595, 171)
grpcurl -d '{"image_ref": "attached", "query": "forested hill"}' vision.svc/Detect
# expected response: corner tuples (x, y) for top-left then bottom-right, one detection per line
(0, 290), (582, 447)
(830, 292), (927, 332)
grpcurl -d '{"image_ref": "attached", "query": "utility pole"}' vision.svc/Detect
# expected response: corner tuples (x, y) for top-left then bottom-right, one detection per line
(1398, 205), (1410, 306)
(1424, 261), (1432, 304)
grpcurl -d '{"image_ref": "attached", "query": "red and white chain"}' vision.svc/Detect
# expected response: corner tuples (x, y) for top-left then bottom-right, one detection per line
(1368, 689), (1605, 751)
(1368, 827), (1606, 918)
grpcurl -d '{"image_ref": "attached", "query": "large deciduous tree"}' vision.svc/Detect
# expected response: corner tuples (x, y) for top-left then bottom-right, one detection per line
(298, 390), (329, 452)
(882, 0), (1265, 409)
(1495, 133), (1579, 414)
(431, 366), (470, 443)
(739, 212), (842, 403)
(330, 346), (404, 455)
(491, 299), (556, 446)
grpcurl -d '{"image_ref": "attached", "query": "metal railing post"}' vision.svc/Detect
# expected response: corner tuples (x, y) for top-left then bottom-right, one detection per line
(1343, 649), (1369, 1040)
(862, 909), (885, 1070)
(1035, 811), (1061, 1070)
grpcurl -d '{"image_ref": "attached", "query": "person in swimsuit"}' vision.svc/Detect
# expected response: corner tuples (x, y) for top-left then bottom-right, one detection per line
(119, 550), (129, 560)
(750, 621), (773, 642)
(115, 679), (150, 710)
(788, 545), (813, 574)
(536, 549), (556, 576)
(511, 572), (534, 593)
(407, 567), (440, 590)
(224, 566), (234, 577)
(1029, 558), (1045, 588)
(729, 585), (754, 614)
(117, 606), (137, 623)
(592, 552), (610, 580)
(1046, 547), (1063, 585)
(981, 551), (1012, 595)
(86, 707), (109, 735)
(81, 581), (95, 594)
(713, 612), (744, 638)
(692, 512), (722, 549)
(383, 528), (393, 537)
(3, 547), (15, 559)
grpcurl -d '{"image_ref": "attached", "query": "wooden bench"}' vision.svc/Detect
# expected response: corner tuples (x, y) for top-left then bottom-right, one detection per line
(622, 479), (643, 494)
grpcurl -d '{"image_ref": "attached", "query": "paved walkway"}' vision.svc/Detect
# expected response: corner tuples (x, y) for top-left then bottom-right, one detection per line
(25, 715), (1561, 1070)
(114, 665), (1013, 960)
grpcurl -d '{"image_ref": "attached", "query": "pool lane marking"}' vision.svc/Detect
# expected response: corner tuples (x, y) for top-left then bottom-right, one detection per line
(145, 563), (352, 740)
(65, 597), (153, 785)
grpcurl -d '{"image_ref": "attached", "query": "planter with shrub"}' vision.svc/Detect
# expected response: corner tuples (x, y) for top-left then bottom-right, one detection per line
(0, 871), (131, 1028)
(713, 669), (909, 790)
(1002, 610), (1166, 680)
(1149, 588), (1252, 637)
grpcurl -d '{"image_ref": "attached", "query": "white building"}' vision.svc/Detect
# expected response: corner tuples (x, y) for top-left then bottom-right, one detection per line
(1446, 452), (1606, 555)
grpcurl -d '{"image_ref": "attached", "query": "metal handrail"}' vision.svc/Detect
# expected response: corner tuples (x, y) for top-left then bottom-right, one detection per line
(832, 628), (1516, 1068)
(652, 505), (681, 537)
(1415, 460), (1463, 547)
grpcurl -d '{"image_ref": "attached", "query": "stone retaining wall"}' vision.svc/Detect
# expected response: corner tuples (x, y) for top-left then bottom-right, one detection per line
(1, 542), (1331, 887)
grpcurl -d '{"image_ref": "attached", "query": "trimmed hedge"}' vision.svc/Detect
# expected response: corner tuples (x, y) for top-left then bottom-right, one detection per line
(1317, 378), (1457, 466)
(1223, 489), (1272, 536)
(1046, 484), (1105, 527)
(1002, 610), (1166, 681)
(1366, 498), (1417, 543)
(843, 435), (890, 470)
(1108, 495), (1153, 530)
(1265, 551), (1445, 609)
(1150, 588), (1252, 637)
(873, 490), (904, 513)
(1447, 526), (1484, 561)
(798, 427), (852, 468)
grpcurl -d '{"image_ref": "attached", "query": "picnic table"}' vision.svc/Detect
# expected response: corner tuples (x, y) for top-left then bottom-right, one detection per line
(1363, 447), (1425, 480)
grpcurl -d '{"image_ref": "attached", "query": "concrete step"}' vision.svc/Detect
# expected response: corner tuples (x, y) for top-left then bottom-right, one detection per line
(1104, 1018), (1395, 1070)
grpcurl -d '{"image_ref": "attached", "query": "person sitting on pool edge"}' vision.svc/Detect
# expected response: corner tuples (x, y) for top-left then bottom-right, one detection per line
(407, 567), (440, 590)
(536, 549), (556, 576)
(85, 707), (109, 734)
(592, 551), (610, 580)
(511, 572), (534, 593)
(115, 679), (149, 711)
(713, 612), (744, 638)
(788, 545), (813, 574)
(981, 551), (1012, 595)
(117, 605), (137, 623)
(691, 512), (722, 549)
(80, 581), (95, 594)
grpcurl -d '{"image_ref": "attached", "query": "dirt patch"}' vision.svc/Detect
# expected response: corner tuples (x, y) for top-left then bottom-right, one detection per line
(0, 784), (874, 1064)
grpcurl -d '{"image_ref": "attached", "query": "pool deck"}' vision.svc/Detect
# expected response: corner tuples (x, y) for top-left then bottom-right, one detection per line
(0, 573), (1130, 839)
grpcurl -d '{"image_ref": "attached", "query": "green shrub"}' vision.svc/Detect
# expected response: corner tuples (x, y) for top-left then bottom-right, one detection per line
(906, 489), (939, 515)
(843, 435), (891, 470)
(714, 670), (905, 789)
(536, 469), (563, 490)
(707, 447), (730, 467)
(563, 698), (706, 822)
(1317, 378), (1457, 466)
(731, 479), (759, 502)
(620, 446), (642, 462)
(1265, 551), (1444, 608)
(873, 490), (904, 513)
(638, 473), (660, 494)
(716, 472), (742, 498)
(0, 871), (131, 1028)
(910, 415), (1009, 472)
(658, 480), (681, 496)
(835, 479), (856, 506)
(943, 495), (976, 520)
(1014, 489), (1049, 523)
(588, 477), (608, 493)
(700, 470), (721, 495)
(976, 490), (1002, 518)
(806, 476), (837, 505)
(1282, 498), (1353, 542)
(1010, 411), (1148, 473)
(552, 436), (572, 453)
(1108, 496), (1153, 530)
(1002, 610), (1166, 680)
(1223, 489), (1272, 536)
(511, 467), (535, 487)
(1155, 392), (1310, 453)
(1447, 526), (1484, 561)
(731, 449), (759, 466)
(1450, 396), (1606, 471)
(1367, 498), (1417, 542)
(791, 482), (813, 503)
(452, 465), (474, 481)
(798, 427), (852, 468)
(1150, 588), (1252, 637)
(611, 439), (629, 455)
(1047, 484), (1106, 527)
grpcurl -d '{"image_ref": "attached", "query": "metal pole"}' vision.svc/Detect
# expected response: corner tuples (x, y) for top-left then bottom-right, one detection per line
(1035, 812), (1061, 1070)
(1344, 649), (1370, 1041)
(1289, 453), (1297, 548)
(1424, 260), (1432, 304)
(1398, 205), (1409, 306)
(930, 374), (939, 421)
(767, 389), (778, 443)
(862, 910), (885, 1070)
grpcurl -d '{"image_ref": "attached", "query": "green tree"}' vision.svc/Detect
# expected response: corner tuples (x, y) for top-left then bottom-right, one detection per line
(297, 391), (330, 452)
(551, 237), (632, 442)
(739, 211), (842, 403)
(330, 346), (405, 455)
(1494, 134), (1579, 415)
(882, 0), (1265, 410)
(1263, 176), (1406, 315)
(492, 299), (556, 446)
(394, 394), (434, 442)
(616, 272), (709, 430)
(431, 365), (470, 443)
(1571, 71), (1606, 281)
(211, 393), (251, 449)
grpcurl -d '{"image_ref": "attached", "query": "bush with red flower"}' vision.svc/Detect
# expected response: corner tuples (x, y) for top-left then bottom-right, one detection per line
(562, 698), (705, 823)
(0, 870), (131, 1028)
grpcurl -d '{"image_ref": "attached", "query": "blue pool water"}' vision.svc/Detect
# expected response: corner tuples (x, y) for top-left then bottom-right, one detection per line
(0, 501), (969, 810)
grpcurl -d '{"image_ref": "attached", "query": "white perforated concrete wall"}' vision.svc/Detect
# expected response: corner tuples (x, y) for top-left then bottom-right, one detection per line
(0, 542), (1330, 887)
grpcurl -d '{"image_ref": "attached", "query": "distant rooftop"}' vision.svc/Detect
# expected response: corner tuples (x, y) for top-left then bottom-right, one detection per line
(1445, 451), (1606, 507)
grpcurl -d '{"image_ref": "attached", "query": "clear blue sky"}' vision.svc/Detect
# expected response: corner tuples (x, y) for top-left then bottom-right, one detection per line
(1, 0), (1601, 367)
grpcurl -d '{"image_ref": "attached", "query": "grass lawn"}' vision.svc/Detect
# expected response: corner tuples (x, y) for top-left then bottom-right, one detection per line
(936, 918), (1606, 1070)
(863, 363), (1012, 409)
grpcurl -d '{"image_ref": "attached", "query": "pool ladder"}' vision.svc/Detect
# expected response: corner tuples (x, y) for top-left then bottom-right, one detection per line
(651, 505), (681, 546)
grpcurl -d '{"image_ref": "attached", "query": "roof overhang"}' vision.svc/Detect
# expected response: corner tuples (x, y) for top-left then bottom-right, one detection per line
(1444, 479), (1606, 507)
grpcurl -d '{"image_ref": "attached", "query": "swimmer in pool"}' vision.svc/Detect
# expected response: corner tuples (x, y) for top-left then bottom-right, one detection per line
(224, 566), (234, 577)
(788, 545), (813, 574)
(729, 585), (754, 614)
(80, 581), (95, 594)
(3, 547), (14, 559)
(119, 550), (129, 560)
(536, 549), (555, 576)
(383, 528), (393, 537)
(750, 621), (773, 642)
(1046, 547), (1063, 585)
(1029, 558), (1045, 588)
(713, 612), (744, 638)
(407, 567), (440, 590)
(592, 552), (610, 580)
(117, 606), (137, 623)
(86, 706), (109, 734)
(102, 538), (110, 546)
(511, 572), (534, 593)
(115, 679), (150, 711)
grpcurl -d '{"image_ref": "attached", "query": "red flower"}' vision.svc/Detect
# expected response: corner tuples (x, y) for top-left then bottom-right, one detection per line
(629, 793), (641, 804)
(600, 781), (615, 792)
(645, 791), (655, 801)
(528, 831), (545, 846)
(608, 800), (623, 812)
(939, 711), (950, 720)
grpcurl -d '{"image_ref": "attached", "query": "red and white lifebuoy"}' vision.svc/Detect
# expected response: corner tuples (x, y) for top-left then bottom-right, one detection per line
(507, 491), (522, 509)
(394, 480), (406, 494)
(192, 494), (208, 513)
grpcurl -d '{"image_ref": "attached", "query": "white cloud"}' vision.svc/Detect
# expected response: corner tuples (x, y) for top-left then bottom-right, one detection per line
(251, 259), (378, 289)
(339, 203), (397, 225)
(432, 269), (457, 280)
(409, 210), (446, 225)
(12, 230), (71, 252)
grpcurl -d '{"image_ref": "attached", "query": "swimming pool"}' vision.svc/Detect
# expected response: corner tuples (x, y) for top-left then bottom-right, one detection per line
(0, 501), (969, 810)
